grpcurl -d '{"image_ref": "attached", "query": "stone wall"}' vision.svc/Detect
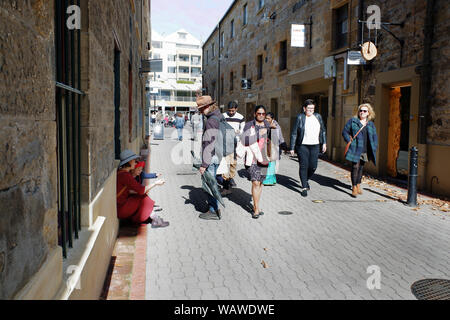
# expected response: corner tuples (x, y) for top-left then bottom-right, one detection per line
(359, 0), (449, 145)
(0, 1), (57, 299)
(0, 0), (150, 299)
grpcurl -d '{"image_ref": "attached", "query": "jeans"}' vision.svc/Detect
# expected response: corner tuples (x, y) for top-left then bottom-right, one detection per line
(206, 157), (219, 212)
(351, 160), (366, 186)
(297, 144), (320, 189)
(177, 127), (183, 140)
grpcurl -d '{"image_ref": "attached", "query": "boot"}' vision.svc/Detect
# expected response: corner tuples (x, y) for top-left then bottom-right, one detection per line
(151, 216), (169, 228)
(352, 186), (358, 198)
(357, 184), (363, 195)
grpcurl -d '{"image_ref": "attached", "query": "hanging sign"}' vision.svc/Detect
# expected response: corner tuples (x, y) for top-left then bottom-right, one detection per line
(291, 24), (306, 47)
(361, 41), (378, 61)
(347, 51), (366, 65)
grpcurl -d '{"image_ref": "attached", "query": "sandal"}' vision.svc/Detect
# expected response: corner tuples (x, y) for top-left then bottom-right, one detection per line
(252, 212), (260, 219)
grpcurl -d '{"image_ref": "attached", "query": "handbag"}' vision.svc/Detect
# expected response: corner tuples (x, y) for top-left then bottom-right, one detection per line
(344, 125), (366, 156)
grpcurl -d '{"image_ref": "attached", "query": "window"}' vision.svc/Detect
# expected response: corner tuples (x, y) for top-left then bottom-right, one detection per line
(279, 40), (287, 71)
(55, 0), (83, 258)
(152, 41), (162, 48)
(179, 66), (189, 73)
(191, 55), (201, 65)
(243, 4), (248, 25)
(242, 64), (247, 79)
(257, 54), (263, 80)
(212, 43), (215, 57)
(152, 53), (161, 59)
(258, 0), (265, 10)
(230, 71), (234, 91)
(206, 50), (209, 64)
(220, 32), (224, 48)
(334, 4), (348, 49)
(230, 20), (235, 38)
(167, 54), (176, 61)
(191, 67), (201, 77)
(178, 32), (187, 39)
(178, 54), (189, 62)
(168, 67), (176, 73)
(220, 74), (224, 96)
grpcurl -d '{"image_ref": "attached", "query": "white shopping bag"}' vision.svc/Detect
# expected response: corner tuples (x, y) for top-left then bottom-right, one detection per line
(216, 157), (230, 175)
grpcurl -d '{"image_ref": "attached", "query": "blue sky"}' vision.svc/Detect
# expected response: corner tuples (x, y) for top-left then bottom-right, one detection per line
(151, 0), (235, 42)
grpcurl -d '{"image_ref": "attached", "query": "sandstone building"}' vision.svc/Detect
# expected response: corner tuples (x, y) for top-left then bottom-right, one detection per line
(202, 0), (450, 196)
(0, 0), (151, 299)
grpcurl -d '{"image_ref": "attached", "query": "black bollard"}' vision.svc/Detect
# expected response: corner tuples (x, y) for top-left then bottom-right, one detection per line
(407, 146), (418, 206)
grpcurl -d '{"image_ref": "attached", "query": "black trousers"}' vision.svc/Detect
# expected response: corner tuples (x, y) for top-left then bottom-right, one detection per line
(297, 144), (320, 188)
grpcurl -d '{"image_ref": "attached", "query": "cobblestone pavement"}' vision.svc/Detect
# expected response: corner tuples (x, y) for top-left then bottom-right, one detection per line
(145, 126), (450, 300)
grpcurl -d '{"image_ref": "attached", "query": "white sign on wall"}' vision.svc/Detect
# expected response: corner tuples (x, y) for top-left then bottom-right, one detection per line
(347, 51), (367, 65)
(291, 24), (306, 47)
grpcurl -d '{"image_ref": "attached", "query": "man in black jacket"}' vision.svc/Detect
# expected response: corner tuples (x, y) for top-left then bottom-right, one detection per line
(289, 99), (327, 197)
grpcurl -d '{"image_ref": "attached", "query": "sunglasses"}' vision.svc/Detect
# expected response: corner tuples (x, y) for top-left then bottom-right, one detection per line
(359, 109), (369, 113)
(256, 112), (266, 116)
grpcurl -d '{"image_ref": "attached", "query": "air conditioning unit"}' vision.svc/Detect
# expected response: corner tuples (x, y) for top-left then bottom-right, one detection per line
(241, 78), (252, 90)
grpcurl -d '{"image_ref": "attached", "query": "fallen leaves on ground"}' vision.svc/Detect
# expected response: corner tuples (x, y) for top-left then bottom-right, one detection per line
(261, 260), (268, 268)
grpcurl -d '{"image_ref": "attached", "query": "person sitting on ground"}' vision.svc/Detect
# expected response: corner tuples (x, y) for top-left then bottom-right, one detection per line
(116, 150), (169, 228)
(130, 161), (163, 212)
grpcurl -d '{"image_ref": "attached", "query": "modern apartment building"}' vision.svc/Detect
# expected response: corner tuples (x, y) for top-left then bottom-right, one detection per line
(149, 29), (202, 113)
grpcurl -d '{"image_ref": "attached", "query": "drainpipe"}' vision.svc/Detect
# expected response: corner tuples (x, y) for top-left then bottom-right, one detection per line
(357, 0), (364, 105)
(217, 23), (221, 108)
(418, 0), (435, 144)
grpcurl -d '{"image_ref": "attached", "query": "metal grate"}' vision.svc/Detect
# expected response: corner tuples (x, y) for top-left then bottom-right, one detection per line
(278, 211), (293, 215)
(411, 279), (450, 300)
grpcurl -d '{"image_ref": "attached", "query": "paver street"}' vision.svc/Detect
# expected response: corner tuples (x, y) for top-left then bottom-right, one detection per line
(145, 127), (450, 300)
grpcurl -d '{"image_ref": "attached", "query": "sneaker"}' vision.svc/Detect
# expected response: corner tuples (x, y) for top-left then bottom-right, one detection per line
(199, 210), (220, 220)
(151, 216), (169, 228)
(220, 188), (232, 196)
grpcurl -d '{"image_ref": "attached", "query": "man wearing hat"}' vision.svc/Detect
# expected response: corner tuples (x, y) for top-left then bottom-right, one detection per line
(116, 150), (169, 227)
(196, 96), (223, 220)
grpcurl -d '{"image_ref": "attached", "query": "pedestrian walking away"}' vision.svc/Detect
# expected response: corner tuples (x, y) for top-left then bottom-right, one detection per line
(221, 101), (245, 194)
(342, 103), (378, 198)
(290, 99), (327, 197)
(196, 95), (223, 220)
(175, 112), (185, 141)
(242, 105), (273, 219)
(263, 112), (288, 186)
(116, 150), (169, 228)
(191, 111), (203, 141)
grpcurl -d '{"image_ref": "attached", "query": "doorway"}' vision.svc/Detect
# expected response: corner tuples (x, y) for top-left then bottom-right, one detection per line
(245, 102), (255, 122)
(387, 85), (411, 179)
(270, 98), (279, 120)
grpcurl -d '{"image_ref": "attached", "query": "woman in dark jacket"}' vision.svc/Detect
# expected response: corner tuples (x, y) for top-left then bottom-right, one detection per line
(342, 103), (378, 197)
(289, 99), (327, 197)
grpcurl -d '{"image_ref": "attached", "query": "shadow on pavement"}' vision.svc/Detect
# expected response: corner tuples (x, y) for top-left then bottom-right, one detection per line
(310, 173), (353, 196)
(364, 187), (407, 203)
(223, 187), (254, 215)
(275, 174), (302, 194)
(180, 185), (209, 213)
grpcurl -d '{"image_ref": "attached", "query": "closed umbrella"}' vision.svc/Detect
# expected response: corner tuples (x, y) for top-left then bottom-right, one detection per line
(191, 151), (225, 207)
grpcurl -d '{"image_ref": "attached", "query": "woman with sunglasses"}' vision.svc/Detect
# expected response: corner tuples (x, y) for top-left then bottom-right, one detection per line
(342, 103), (378, 197)
(242, 105), (272, 219)
(290, 99), (327, 197)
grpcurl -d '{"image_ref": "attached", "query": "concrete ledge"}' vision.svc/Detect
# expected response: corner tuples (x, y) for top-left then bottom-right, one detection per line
(13, 247), (63, 300)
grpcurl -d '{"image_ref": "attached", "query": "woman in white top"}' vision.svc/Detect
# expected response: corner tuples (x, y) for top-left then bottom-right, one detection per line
(289, 99), (327, 197)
